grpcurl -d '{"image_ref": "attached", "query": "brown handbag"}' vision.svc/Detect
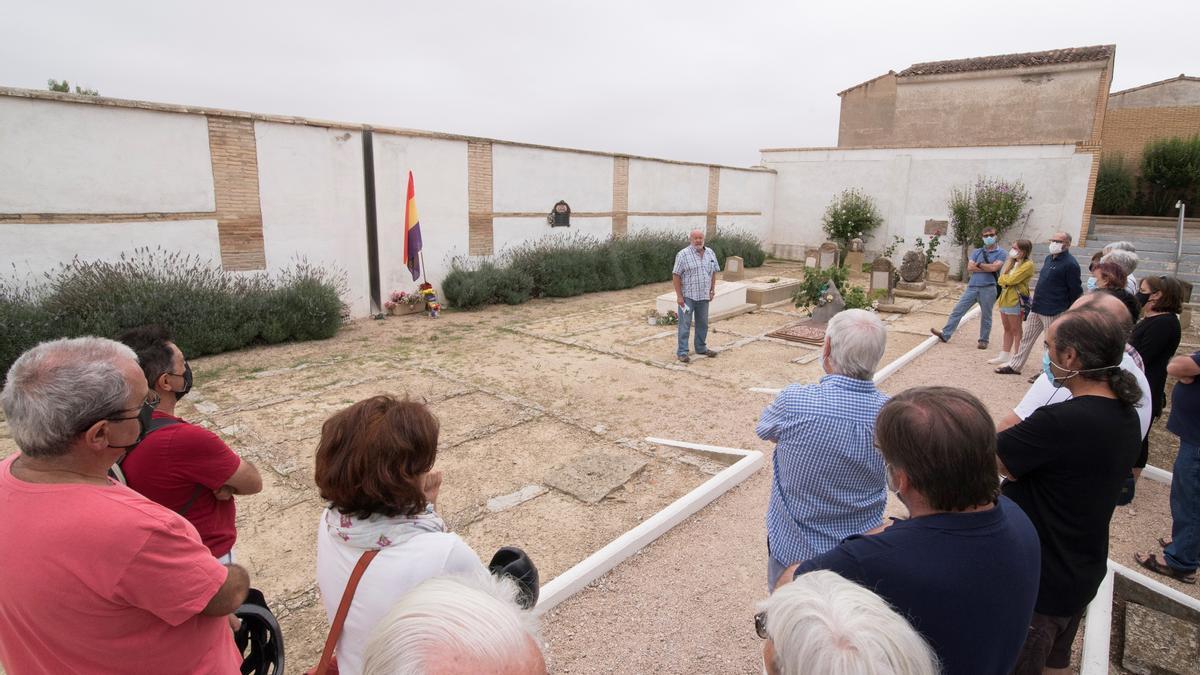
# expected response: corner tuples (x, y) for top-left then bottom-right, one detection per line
(306, 549), (380, 675)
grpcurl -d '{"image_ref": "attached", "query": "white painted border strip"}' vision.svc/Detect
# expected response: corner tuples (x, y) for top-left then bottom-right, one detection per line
(1142, 464), (1173, 485)
(748, 305), (981, 394)
(1079, 567), (1115, 675)
(1078, 558), (1200, 674)
(534, 438), (763, 615)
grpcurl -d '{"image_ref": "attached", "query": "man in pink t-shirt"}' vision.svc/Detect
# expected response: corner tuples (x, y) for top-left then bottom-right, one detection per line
(118, 325), (262, 560)
(0, 337), (249, 674)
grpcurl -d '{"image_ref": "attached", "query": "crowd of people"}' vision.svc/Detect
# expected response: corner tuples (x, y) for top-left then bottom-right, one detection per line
(0, 230), (1194, 674)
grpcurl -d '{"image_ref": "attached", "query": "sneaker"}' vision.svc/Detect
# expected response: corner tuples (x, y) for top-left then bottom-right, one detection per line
(930, 328), (947, 343)
(677, 354), (690, 363)
(698, 350), (718, 358)
(987, 351), (1011, 365)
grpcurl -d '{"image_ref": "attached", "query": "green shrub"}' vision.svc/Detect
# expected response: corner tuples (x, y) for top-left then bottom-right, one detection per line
(441, 229), (766, 310)
(948, 177), (1030, 276)
(794, 266), (850, 309)
(1140, 135), (1200, 216)
(1, 249), (348, 377)
(1094, 154), (1135, 215)
(822, 189), (884, 247)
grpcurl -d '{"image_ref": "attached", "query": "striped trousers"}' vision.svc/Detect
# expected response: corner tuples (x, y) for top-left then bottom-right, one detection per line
(1005, 311), (1059, 371)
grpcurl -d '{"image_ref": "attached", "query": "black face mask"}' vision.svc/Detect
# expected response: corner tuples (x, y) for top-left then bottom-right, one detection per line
(172, 363), (193, 400)
(107, 400), (155, 450)
(1135, 292), (1150, 307)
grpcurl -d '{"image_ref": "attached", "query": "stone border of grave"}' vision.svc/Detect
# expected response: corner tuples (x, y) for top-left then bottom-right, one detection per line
(748, 306), (982, 395)
(534, 439), (763, 615)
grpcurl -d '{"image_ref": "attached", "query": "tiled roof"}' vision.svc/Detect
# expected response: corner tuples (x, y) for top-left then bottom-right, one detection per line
(896, 45), (1114, 77)
(1109, 74), (1199, 97)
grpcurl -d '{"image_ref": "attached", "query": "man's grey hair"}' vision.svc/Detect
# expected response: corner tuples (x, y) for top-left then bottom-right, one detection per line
(825, 309), (887, 380)
(761, 570), (939, 675)
(1, 338), (136, 458)
(362, 573), (544, 675)
(1102, 249), (1139, 275)
(1103, 240), (1137, 254)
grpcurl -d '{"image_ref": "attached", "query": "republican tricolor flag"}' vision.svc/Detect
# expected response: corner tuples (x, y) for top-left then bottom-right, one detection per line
(403, 171), (424, 281)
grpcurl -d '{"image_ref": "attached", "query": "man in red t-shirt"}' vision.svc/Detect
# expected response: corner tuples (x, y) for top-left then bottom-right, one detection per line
(0, 337), (249, 673)
(118, 326), (262, 561)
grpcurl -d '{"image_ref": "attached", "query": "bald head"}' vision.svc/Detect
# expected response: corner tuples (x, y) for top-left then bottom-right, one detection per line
(1073, 290), (1135, 338)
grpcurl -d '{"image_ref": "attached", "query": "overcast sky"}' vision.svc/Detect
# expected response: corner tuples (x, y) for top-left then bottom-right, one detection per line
(2, 1), (1196, 167)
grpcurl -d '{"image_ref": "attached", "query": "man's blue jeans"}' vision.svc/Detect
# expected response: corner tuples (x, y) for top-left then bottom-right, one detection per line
(1165, 439), (1200, 572)
(677, 298), (710, 357)
(940, 283), (997, 343)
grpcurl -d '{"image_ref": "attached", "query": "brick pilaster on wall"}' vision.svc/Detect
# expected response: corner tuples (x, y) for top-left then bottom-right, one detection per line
(467, 141), (494, 256)
(1075, 144), (1102, 247)
(207, 116), (266, 271)
(612, 156), (629, 237)
(706, 167), (720, 237)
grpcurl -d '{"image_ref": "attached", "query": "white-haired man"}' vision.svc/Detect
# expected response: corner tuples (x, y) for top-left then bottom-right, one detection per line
(758, 570), (939, 675)
(672, 229), (721, 363)
(0, 338), (249, 674)
(362, 574), (546, 675)
(757, 309), (889, 591)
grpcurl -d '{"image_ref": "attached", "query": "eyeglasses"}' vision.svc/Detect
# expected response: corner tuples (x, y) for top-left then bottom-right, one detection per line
(106, 393), (160, 421)
(755, 611), (768, 639)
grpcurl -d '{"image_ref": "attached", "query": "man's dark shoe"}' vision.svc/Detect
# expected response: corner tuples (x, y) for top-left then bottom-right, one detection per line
(677, 354), (690, 363)
(930, 328), (948, 343)
(977, 341), (988, 350)
(698, 350), (718, 358)
(994, 366), (1019, 375)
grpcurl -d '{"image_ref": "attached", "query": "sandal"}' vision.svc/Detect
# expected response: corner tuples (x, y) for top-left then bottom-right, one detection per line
(994, 366), (1019, 375)
(1159, 537), (1173, 550)
(1134, 552), (1197, 584)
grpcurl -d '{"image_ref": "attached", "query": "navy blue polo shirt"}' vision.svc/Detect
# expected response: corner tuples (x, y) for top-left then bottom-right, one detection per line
(1168, 351), (1200, 444)
(794, 497), (1040, 675)
(1031, 250), (1082, 315)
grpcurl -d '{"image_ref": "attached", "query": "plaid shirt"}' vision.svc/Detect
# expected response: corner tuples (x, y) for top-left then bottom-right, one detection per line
(757, 375), (889, 566)
(672, 246), (719, 301)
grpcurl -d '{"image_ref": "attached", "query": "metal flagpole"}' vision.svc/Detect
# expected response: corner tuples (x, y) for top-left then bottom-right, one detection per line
(418, 250), (428, 284)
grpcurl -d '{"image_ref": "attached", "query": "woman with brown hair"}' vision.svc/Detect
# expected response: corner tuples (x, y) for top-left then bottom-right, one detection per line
(1089, 261), (1128, 293)
(313, 395), (488, 675)
(989, 239), (1035, 366)
(1128, 277), (1184, 496)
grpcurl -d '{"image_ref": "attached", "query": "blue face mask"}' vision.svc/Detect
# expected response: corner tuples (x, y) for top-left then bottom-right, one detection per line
(1086, 276), (1097, 291)
(982, 235), (997, 246)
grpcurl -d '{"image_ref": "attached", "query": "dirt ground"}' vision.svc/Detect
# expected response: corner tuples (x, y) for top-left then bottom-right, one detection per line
(1, 258), (1196, 673)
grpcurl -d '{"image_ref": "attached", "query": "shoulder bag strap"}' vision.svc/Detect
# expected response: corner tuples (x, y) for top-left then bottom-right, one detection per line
(315, 549), (380, 675)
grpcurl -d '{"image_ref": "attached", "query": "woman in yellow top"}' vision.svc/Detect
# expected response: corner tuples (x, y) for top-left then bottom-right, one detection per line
(988, 239), (1035, 365)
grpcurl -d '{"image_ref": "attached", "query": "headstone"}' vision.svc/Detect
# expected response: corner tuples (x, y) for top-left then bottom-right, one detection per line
(805, 256), (817, 269)
(849, 237), (864, 252)
(809, 282), (846, 324)
(818, 242), (839, 270)
(924, 219), (948, 236)
(899, 249), (927, 283)
(927, 260), (950, 284)
(723, 255), (744, 281)
(844, 250), (865, 273)
(870, 257), (895, 303)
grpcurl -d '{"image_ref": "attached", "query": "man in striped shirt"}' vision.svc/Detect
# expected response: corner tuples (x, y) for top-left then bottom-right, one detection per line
(672, 229), (721, 363)
(757, 309), (890, 591)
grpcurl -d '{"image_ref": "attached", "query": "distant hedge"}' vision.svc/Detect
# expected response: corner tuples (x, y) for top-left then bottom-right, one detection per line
(442, 229), (766, 310)
(1, 249), (347, 377)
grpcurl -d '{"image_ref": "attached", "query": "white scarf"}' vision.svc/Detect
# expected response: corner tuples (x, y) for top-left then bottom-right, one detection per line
(324, 504), (447, 550)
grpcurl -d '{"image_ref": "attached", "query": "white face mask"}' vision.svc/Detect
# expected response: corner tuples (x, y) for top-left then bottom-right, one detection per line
(1008, 249), (1020, 259)
(1048, 242), (1064, 255)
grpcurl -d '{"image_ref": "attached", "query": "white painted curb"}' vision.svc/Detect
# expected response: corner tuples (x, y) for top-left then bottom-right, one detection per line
(749, 305), (981, 395)
(1142, 464), (1172, 485)
(534, 438), (763, 615)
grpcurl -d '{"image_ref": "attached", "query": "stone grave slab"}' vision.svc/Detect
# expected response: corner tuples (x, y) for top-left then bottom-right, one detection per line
(544, 452), (648, 504)
(896, 280), (927, 292)
(656, 280), (748, 317)
(893, 287), (940, 300)
(927, 261), (950, 284)
(875, 301), (914, 314)
(743, 276), (802, 307)
(767, 322), (829, 345)
(1123, 601), (1200, 675)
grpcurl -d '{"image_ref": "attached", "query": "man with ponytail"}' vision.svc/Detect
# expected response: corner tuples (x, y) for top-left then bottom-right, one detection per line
(997, 308), (1142, 674)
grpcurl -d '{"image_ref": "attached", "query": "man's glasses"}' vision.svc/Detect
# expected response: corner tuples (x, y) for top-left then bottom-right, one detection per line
(106, 393), (160, 421)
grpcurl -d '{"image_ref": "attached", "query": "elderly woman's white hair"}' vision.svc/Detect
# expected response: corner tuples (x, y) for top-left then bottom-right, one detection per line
(1101, 249), (1139, 275)
(760, 570), (939, 675)
(362, 573), (545, 675)
(824, 309), (887, 380)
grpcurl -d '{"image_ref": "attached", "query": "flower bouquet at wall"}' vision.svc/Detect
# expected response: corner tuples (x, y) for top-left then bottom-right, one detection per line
(383, 290), (423, 316)
(418, 283), (442, 318)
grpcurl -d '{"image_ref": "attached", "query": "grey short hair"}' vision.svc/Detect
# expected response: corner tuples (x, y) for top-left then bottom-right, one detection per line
(1, 337), (136, 458)
(1102, 249), (1139, 274)
(362, 574), (544, 675)
(761, 570), (939, 675)
(825, 309), (887, 380)
(1103, 240), (1137, 254)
